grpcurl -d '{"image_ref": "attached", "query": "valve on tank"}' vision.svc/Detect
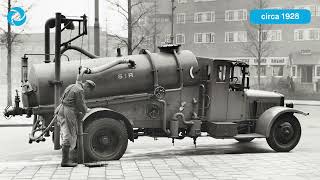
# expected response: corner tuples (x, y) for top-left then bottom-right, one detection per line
(4, 90), (31, 118)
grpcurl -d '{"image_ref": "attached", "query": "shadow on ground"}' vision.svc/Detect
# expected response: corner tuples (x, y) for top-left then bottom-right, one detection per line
(125, 141), (274, 160)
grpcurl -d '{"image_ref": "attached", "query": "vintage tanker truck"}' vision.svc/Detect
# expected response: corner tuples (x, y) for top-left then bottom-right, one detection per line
(4, 14), (308, 162)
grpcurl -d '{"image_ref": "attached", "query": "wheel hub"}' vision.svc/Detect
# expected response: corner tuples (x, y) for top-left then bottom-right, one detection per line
(279, 122), (294, 141)
(100, 136), (110, 145)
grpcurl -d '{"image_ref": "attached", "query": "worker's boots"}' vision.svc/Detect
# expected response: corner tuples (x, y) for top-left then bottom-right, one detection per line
(61, 145), (78, 167)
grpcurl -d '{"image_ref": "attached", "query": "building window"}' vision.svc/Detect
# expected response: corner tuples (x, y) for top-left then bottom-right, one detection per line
(261, 66), (267, 76)
(296, 30), (304, 40)
(301, 66), (313, 83)
(176, 13), (185, 24)
(194, 32), (215, 43)
(225, 32), (234, 42)
(272, 65), (284, 77)
(225, 9), (247, 21)
(294, 29), (320, 41)
(254, 65), (266, 76)
(225, 11), (234, 21)
(238, 9), (246, 20)
(295, 5), (316, 16)
(195, 33), (202, 43)
(177, 0), (187, 3)
(254, 58), (267, 64)
(291, 66), (297, 77)
(176, 34), (185, 44)
(166, 34), (171, 43)
(315, 66), (320, 77)
(225, 31), (247, 42)
(261, 30), (282, 41)
(309, 29), (319, 40)
(155, 17), (170, 23)
(194, 11), (215, 23)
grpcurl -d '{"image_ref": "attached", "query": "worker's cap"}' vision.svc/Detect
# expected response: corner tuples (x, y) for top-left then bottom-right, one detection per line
(84, 80), (96, 89)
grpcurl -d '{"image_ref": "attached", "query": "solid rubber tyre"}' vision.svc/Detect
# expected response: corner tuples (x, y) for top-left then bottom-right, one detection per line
(266, 115), (301, 152)
(84, 118), (128, 161)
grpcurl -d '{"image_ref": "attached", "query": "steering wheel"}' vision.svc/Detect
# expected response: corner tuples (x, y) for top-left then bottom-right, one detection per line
(230, 83), (243, 90)
(230, 77), (238, 83)
(229, 77), (243, 91)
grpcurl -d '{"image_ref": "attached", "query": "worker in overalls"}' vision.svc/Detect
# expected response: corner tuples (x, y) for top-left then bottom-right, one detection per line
(55, 80), (96, 167)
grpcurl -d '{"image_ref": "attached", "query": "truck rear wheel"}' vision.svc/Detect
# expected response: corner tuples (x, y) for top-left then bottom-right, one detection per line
(266, 115), (301, 152)
(84, 118), (128, 161)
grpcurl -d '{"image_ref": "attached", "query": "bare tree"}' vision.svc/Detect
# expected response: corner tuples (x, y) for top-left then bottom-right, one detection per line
(241, 0), (272, 89)
(0, 0), (31, 106)
(106, 0), (157, 55)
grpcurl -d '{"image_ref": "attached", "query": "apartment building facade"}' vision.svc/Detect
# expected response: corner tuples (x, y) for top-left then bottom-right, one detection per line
(157, 0), (320, 93)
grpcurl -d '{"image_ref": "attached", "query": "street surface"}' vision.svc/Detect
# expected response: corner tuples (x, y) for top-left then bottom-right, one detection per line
(0, 104), (319, 179)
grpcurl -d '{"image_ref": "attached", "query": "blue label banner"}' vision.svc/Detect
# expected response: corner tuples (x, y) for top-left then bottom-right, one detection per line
(250, 9), (311, 25)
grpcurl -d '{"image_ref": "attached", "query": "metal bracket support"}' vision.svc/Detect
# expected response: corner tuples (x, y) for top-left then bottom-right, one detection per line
(48, 80), (63, 86)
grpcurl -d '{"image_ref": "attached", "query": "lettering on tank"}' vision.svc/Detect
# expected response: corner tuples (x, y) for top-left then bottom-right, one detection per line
(116, 72), (134, 80)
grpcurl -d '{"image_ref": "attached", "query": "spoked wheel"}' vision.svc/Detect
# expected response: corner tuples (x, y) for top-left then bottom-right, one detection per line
(235, 138), (254, 143)
(84, 118), (128, 162)
(266, 115), (301, 152)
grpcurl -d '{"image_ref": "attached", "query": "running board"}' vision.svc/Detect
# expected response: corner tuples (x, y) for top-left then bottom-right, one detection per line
(234, 133), (266, 139)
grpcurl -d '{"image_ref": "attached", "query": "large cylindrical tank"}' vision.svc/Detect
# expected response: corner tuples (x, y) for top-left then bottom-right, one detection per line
(26, 50), (200, 106)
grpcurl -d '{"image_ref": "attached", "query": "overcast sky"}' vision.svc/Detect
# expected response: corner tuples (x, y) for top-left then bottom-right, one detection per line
(1, 0), (126, 36)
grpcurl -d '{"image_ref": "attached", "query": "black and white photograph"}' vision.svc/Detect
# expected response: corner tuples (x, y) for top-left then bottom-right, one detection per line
(0, 0), (319, 179)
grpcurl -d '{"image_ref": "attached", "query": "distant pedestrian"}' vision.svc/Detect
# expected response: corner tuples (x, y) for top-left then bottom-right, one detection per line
(287, 76), (295, 98)
(55, 80), (95, 167)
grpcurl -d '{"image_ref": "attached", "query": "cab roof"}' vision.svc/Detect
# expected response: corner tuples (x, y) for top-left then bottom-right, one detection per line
(196, 56), (249, 67)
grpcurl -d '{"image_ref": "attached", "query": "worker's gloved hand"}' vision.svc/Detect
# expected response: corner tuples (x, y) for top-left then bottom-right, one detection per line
(78, 112), (85, 120)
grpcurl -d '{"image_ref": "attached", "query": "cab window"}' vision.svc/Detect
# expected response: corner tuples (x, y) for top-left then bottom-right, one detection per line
(217, 65), (227, 82)
(231, 66), (243, 84)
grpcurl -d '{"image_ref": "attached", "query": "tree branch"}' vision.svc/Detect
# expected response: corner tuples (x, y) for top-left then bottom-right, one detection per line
(132, 9), (151, 26)
(107, 0), (128, 13)
(132, 37), (145, 52)
(131, 1), (143, 8)
(117, 9), (128, 20)
(113, 34), (128, 46)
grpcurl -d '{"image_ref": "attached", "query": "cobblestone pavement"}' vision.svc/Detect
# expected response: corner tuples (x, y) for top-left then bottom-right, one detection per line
(0, 105), (319, 180)
(0, 150), (320, 180)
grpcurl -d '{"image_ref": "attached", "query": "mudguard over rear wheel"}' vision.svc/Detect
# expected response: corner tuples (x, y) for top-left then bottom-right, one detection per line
(84, 118), (128, 162)
(266, 115), (301, 152)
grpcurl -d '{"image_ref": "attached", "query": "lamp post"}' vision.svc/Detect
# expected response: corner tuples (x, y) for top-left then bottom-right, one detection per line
(170, 0), (175, 44)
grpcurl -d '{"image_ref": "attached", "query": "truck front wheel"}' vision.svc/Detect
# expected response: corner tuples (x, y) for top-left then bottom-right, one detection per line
(266, 115), (301, 152)
(84, 118), (128, 161)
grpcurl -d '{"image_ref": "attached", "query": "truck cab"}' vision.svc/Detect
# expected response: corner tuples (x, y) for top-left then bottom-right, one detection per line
(198, 57), (306, 151)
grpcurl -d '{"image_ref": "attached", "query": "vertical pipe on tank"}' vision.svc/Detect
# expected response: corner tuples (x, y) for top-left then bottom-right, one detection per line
(53, 12), (62, 150)
(44, 18), (56, 63)
(21, 56), (28, 83)
(94, 0), (100, 56)
(199, 84), (205, 117)
(144, 49), (159, 87)
(158, 99), (170, 135)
